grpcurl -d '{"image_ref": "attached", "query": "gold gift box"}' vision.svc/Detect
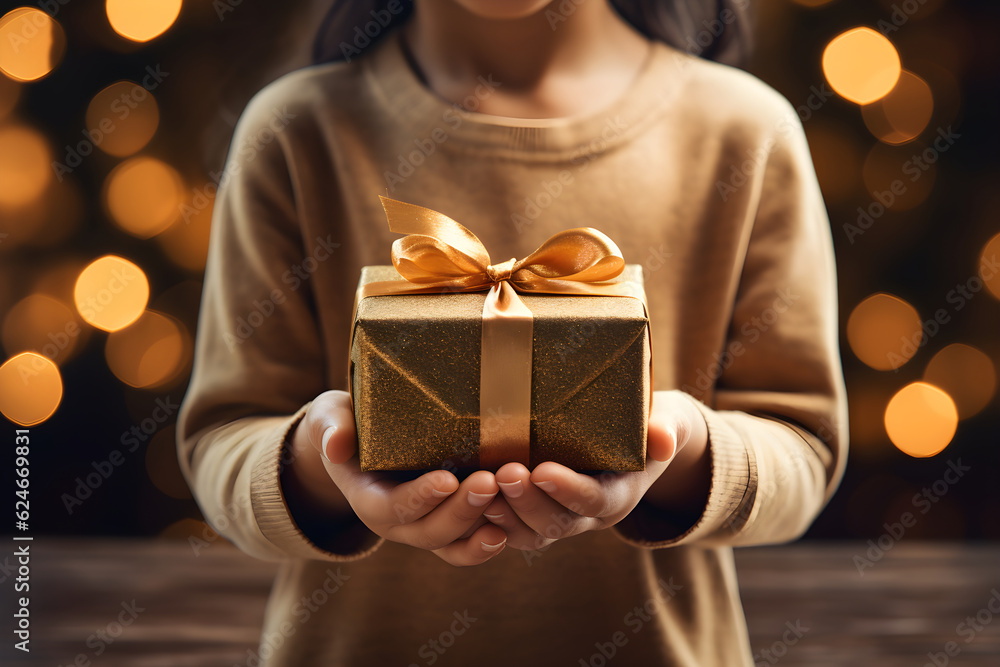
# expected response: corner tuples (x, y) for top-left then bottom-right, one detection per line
(350, 265), (650, 472)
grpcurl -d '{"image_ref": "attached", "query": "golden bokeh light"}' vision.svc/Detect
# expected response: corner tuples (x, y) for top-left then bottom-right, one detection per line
(846, 293), (922, 371)
(884, 382), (958, 458)
(981, 232), (1000, 301)
(862, 70), (934, 145)
(0, 75), (20, 120)
(862, 142), (936, 212)
(85, 81), (160, 157)
(2, 294), (85, 366)
(106, 0), (182, 43)
(0, 352), (63, 426)
(157, 188), (213, 272)
(924, 344), (996, 419)
(0, 124), (52, 208)
(105, 310), (189, 388)
(146, 426), (192, 499)
(74, 256), (150, 332)
(104, 157), (184, 238)
(822, 27), (901, 105)
(0, 8), (66, 82)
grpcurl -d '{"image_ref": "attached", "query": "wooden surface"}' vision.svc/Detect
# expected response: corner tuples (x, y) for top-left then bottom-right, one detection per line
(2, 539), (998, 666)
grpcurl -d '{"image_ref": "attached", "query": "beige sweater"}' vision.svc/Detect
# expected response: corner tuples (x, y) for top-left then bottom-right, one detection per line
(178, 31), (847, 666)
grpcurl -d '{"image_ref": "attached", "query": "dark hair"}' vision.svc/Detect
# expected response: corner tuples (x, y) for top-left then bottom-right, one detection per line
(312, 0), (752, 68)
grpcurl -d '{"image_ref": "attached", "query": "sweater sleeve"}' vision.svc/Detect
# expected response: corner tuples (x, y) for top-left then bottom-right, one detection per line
(176, 87), (381, 563)
(616, 105), (849, 548)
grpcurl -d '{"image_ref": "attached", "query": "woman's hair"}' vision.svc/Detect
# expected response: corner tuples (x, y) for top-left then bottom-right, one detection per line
(312, 0), (752, 67)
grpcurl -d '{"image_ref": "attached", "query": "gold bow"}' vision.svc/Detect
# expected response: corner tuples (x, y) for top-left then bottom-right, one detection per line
(356, 196), (644, 469)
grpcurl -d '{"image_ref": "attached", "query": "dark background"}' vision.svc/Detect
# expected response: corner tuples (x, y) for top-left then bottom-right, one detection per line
(1, 0), (998, 542)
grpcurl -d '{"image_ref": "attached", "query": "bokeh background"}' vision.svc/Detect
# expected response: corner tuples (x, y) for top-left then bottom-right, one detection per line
(0, 0), (997, 542)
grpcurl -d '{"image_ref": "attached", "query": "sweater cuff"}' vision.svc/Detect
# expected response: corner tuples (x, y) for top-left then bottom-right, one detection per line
(613, 399), (754, 548)
(249, 404), (384, 561)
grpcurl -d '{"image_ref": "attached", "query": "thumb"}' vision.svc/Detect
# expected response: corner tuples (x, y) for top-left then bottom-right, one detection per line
(646, 391), (693, 463)
(301, 390), (358, 465)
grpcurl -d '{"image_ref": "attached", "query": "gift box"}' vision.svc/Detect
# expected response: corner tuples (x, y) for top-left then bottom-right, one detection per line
(348, 197), (651, 472)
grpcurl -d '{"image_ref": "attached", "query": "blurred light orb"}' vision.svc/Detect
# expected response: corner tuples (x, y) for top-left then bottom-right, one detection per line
(106, 0), (182, 43)
(0, 124), (52, 208)
(847, 293), (922, 371)
(2, 294), (83, 366)
(74, 256), (150, 332)
(105, 157), (184, 238)
(0, 8), (66, 82)
(157, 187), (213, 272)
(884, 382), (958, 458)
(981, 232), (1000, 301)
(823, 27), (901, 105)
(862, 70), (934, 145)
(105, 310), (188, 388)
(86, 81), (160, 157)
(0, 352), (63, 426)
(924, 344), (996, 419)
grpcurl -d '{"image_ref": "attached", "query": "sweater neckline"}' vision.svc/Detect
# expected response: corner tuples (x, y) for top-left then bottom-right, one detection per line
(363, 30), (689, 160)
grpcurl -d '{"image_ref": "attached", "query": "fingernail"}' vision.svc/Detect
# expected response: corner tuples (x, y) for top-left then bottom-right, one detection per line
(533, 480), (557, 493)
(468, 491), (496, 507)
(484, 512), (504, 521)
(320, 426), (337, 462)
(430, 488), (452, 498)
(497, 480), (523, 498)
(481, 539), (506, 552)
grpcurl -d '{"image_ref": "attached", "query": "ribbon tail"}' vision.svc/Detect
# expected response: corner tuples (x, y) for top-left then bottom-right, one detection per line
(479, 281), (533, 469)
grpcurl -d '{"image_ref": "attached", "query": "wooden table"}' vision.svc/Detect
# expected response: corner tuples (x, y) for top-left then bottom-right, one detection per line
(3, 539), (998, 666)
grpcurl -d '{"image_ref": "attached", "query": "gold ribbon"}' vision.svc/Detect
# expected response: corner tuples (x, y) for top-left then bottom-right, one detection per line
(357, 195), (646, 469)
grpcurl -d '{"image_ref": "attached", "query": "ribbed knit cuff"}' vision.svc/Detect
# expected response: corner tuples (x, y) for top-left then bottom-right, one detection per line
(613, 399), (754, 548)
(249, 404), (384, 561)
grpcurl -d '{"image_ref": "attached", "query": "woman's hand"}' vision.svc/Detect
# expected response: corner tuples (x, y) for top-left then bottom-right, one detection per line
(283, 390), (508, 566)
(483, 390), (710, 551)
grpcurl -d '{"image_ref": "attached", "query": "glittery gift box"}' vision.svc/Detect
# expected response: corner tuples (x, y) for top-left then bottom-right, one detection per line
(349, 265), (650, 472)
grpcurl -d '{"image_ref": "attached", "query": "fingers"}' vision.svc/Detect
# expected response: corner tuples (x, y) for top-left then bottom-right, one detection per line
(398, 471), (498, 551)
(481, 495), (556, 551)
(494, 463), (597, 541)
(431, 523), (507, 567)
